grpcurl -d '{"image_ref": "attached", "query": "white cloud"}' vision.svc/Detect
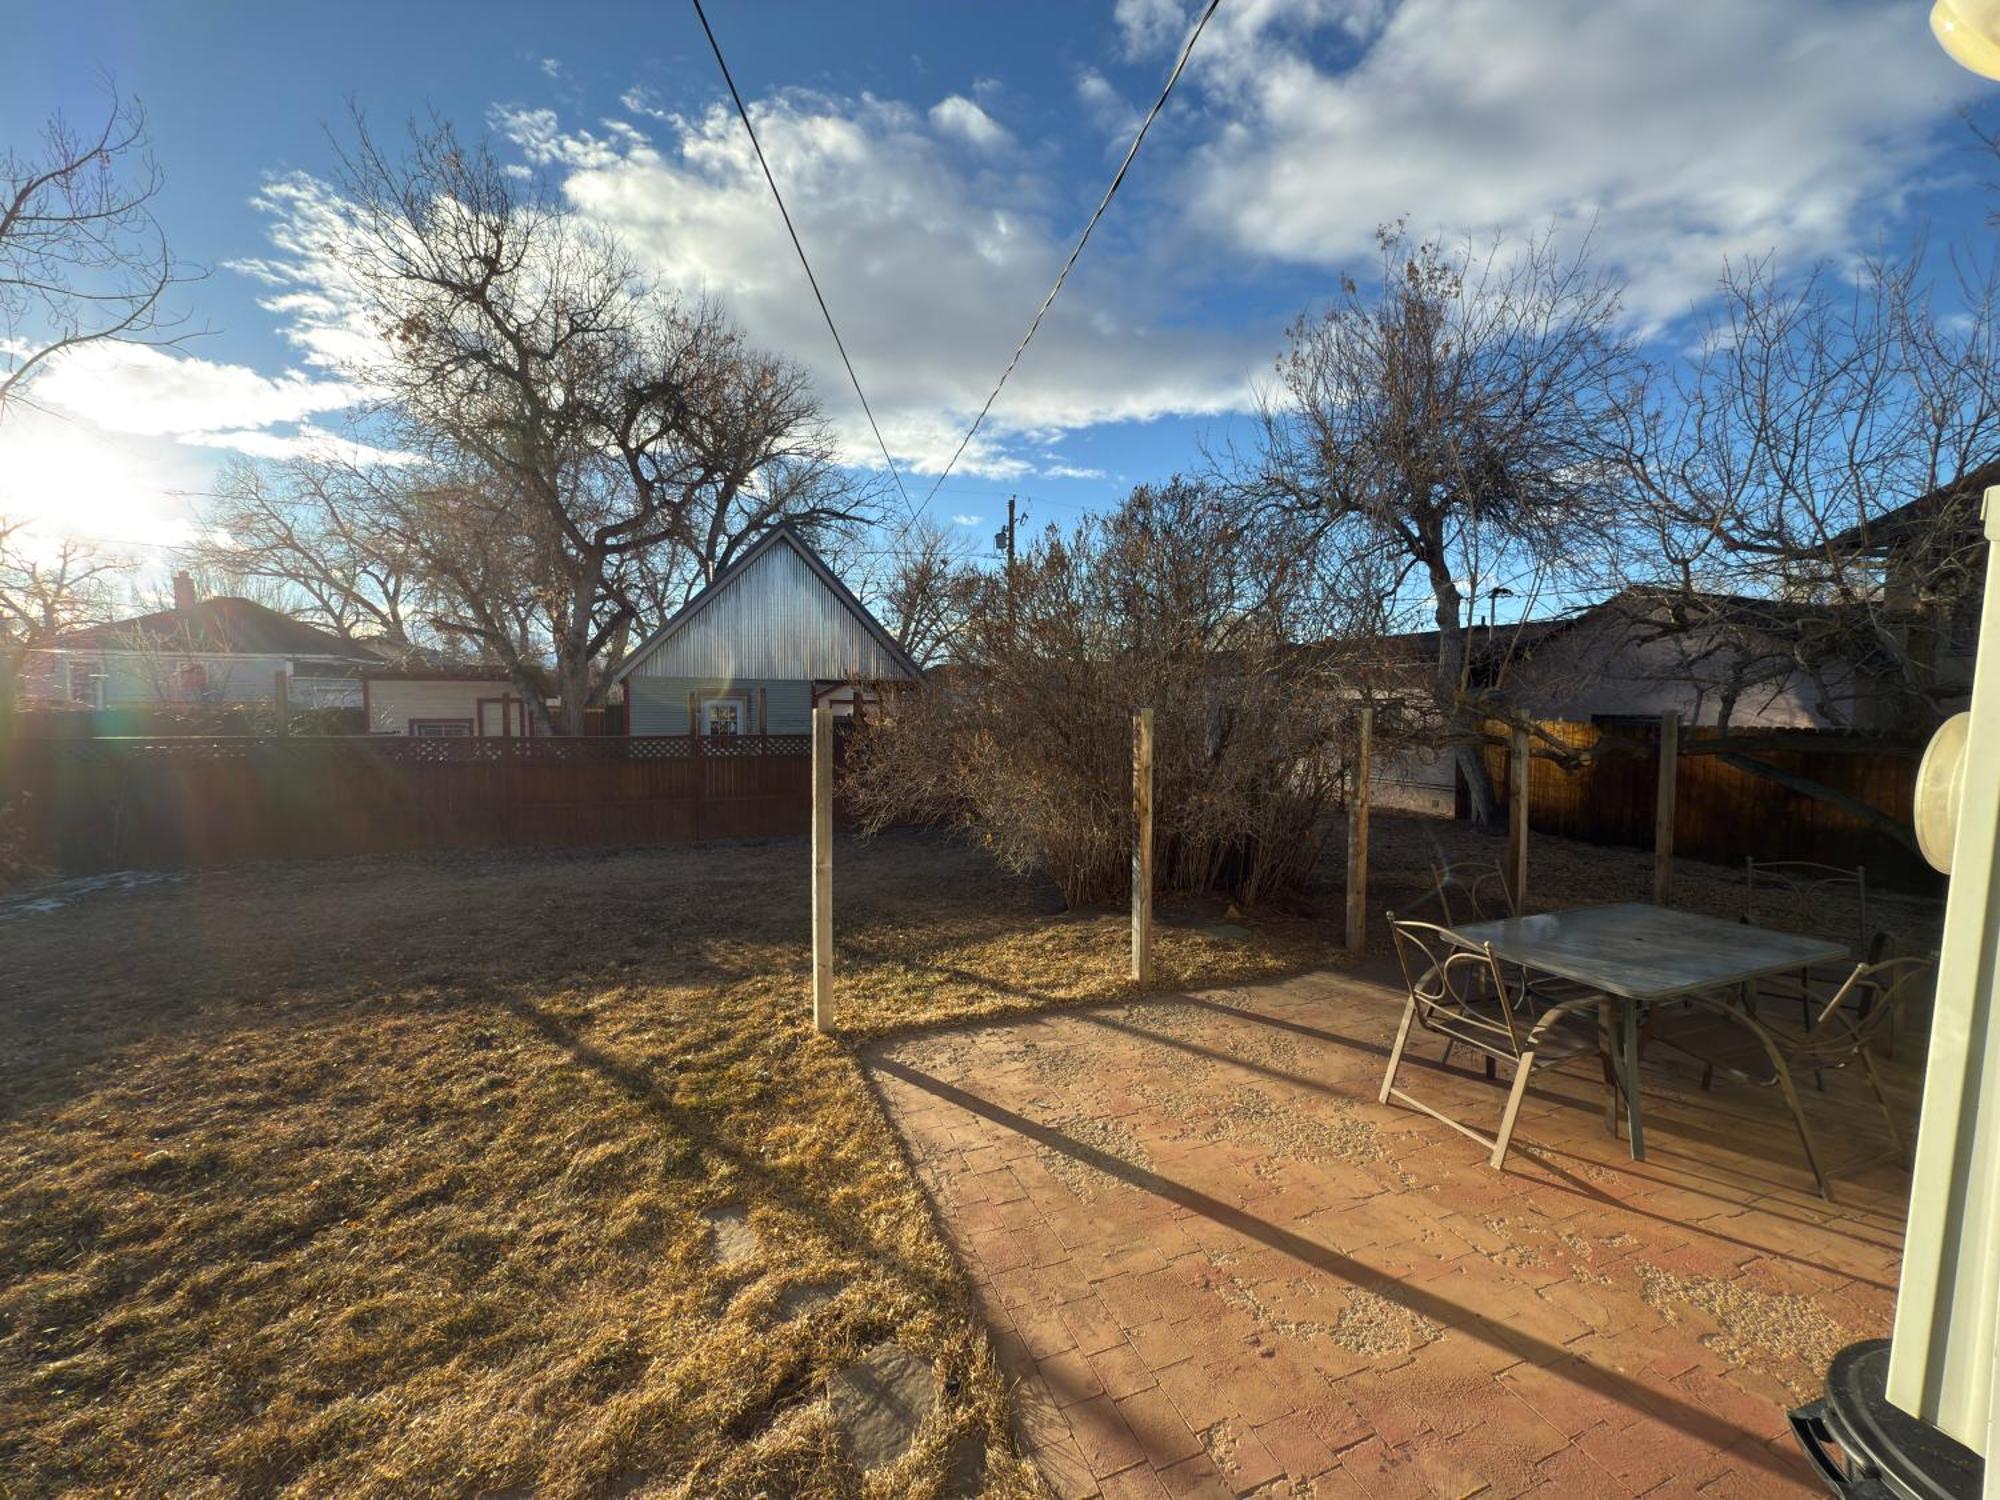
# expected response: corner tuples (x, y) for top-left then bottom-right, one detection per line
(1041, 463), (1107, 480)
(1149, 0), (1982, 322)
(176, 424), (416, 466)
(540, 57), (563, 80)
(951, 513), (981, 526)
(475, 94), (1262, 476)
(1076, 69), (1140, 142)
(929, 94), (1009, 151)
(27, 342), (359, 439)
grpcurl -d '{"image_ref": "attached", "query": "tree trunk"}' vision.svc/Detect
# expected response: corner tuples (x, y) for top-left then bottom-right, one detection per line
(1432, 573), (1500, 827)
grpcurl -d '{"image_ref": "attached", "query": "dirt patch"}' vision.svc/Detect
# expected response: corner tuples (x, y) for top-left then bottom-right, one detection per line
(1638, 1264), (1851, 1397)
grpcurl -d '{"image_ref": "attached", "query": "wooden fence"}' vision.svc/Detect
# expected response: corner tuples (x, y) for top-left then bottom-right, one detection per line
(1471, 719), (1936, 891)
(1, 733), (845, 874)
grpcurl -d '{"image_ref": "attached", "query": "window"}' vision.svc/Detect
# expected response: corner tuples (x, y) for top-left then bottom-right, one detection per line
(66, 660), (102, 705)
(410, 718), (475, 737)
(702, 698), (745, 737)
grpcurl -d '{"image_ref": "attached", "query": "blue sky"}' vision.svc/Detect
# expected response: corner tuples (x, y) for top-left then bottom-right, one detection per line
(4, 0), (1998, 576)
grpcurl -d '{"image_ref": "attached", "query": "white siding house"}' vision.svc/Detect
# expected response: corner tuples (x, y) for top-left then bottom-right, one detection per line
(363, 671), (529, 736)
(615, 524), (921, 736)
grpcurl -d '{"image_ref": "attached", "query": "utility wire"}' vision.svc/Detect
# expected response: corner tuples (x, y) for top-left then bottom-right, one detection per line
(919, 0), (1223, 509)
(689, 0), (916, 523)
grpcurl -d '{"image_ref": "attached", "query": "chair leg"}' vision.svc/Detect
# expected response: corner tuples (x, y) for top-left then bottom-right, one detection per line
(1379, 995), (1418, 1106)
(1491, 1050), (1537, 1170)
(1440, 1040), (1455, 1070)
(1859, 1050), (1906, 1163)
(1485, 1055), (1497, 1081)
(1768, 1055), (1833, 1202)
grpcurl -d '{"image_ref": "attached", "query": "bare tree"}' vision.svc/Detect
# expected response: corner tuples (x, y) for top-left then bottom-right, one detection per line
(1, 87), (194, 412)
(0, 518), (130, 712)
(1616, 247), (2000, 736)
(1255, 224), (1643, 825)
(313, 114), (866, 730)
(870, 516), (980, 668)
(185, 457), (424, 644)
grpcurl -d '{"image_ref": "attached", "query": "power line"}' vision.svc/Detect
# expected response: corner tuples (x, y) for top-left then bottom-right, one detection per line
(688, 0), (916, 522)
(918, 0), (1223, 509)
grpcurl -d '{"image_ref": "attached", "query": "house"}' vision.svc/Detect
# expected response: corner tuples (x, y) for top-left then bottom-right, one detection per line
(613, 523), (921, 736)
(1363, 587), (1871, 813)
(19, 572), (376, 711)
(362, 665), (531, 737)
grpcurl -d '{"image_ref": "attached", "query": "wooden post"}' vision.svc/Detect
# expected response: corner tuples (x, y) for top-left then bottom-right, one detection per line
(811, 704), (834, 1031)
(274, 670), (290, 736)
(1132, 708), (1154, 986)
(1346, 705), (1373, 955)
(1506, 726), (1530, 913)
(758, 685), (769, 756)
(1653, 709), (1679, 906)
(688, 690), (701, 751)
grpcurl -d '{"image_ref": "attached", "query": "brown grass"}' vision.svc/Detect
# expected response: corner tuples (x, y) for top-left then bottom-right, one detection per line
(0, 827), (1335, 1497)
(0, 811), (1940, 1496)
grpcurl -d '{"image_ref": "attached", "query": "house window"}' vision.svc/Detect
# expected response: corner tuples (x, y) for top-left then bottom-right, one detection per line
(409, 719), (475, 737)
(66, 661), (102, 705)
(702, 698), (745, 737)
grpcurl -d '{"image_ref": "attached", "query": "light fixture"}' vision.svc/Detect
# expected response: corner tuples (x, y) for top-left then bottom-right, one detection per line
(1932, 0), (2000, 80)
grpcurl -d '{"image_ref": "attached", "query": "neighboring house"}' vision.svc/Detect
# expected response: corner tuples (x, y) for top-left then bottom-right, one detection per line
(19, 572), (375, 710)
(1364, 587), (1868, 813)
(362, 666), (531, 737)
(614, 523), (922, 736)
(1820, 460), (1994, 723)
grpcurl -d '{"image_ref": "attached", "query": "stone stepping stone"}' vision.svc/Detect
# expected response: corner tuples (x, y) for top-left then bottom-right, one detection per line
(701, 1206), (758, 1267)
(828, 1342), (936, 1471)
(774, 1282), (840, 1320)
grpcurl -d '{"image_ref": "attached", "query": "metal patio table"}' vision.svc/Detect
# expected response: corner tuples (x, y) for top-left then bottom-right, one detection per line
(1446, 902), (1849, 1161)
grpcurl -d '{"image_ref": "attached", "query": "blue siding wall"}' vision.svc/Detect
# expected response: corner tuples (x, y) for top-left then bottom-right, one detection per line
(627, 677), (813, 735)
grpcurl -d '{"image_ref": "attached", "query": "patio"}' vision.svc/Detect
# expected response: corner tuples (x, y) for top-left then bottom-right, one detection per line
(868, 958), (1915, 1498)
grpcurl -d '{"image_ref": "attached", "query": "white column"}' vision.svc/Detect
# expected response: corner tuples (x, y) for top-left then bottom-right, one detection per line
(1887, 489), (2000, 1457)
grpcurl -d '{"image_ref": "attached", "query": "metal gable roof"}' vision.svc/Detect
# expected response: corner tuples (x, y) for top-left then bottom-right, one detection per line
(612, 523), (922, 684)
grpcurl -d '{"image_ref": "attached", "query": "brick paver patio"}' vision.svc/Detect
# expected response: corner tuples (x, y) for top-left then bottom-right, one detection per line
(867, 961), (1914, 1498)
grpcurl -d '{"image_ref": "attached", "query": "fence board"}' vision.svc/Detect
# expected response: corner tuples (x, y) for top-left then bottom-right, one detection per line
(1479, 720), (1935, 892)
(1, 734), (846, 874)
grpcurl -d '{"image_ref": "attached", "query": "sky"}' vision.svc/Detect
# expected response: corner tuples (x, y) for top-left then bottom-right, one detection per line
(3, 0), (1998, 582)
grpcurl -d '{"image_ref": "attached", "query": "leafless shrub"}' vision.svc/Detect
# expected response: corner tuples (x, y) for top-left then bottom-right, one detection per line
(845, 479), (1348, 908)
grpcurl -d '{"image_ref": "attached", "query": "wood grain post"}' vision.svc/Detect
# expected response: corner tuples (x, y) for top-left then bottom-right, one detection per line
(811, 705), (834, 1031)
(1132, 708), (1154, 986)
(274, 670), (291, 736)
(1653, 709), (1679, 906)
(1507, 726), (1530, 913)
(1346, 705), (1373, 955)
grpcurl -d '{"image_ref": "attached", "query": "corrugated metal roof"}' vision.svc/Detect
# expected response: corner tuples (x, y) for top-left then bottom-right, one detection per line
(615, 524), (921, 683)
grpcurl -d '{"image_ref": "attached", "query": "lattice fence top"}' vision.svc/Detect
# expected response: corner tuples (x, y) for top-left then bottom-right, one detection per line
(46, 734), (824, 764)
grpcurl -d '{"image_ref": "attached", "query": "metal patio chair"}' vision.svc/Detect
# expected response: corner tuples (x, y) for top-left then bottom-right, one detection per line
(1742, 859), (1882, 1036)
(1660, 955), (1932, 1200)
(1409, 860), (1515, 925)
(1379, 916), (1609, 1171)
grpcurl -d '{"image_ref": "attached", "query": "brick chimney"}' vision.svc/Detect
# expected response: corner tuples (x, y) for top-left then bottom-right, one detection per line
(172, 570), (197, 613)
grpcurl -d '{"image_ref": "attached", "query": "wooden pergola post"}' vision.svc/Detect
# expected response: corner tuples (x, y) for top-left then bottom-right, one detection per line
(1132, 708), (1154, 986)
(1346, 705), (1373, 955)
(811, 705), (833, 1031)
(274, 670), (291, 736)
(1506, 726), (1530, 913)
(1653, 709), (1679, 906)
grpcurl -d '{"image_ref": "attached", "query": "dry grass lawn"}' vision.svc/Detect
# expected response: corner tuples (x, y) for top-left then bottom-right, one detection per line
(0, 827), (1334, 1498)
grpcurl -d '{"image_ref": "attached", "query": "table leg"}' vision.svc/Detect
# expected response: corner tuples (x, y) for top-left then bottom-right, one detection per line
(1622, 998), (1646, 1161)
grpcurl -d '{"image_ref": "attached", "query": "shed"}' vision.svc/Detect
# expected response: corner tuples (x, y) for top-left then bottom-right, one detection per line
(363, 667), (530, 737)
(614, 523), (921, 737)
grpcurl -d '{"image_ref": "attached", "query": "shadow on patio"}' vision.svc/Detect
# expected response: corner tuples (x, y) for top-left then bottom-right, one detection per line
(864, 963), (1914, 1498)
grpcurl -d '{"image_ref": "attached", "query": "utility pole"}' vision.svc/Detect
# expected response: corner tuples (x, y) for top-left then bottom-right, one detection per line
(995, 495), (1019, 638)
